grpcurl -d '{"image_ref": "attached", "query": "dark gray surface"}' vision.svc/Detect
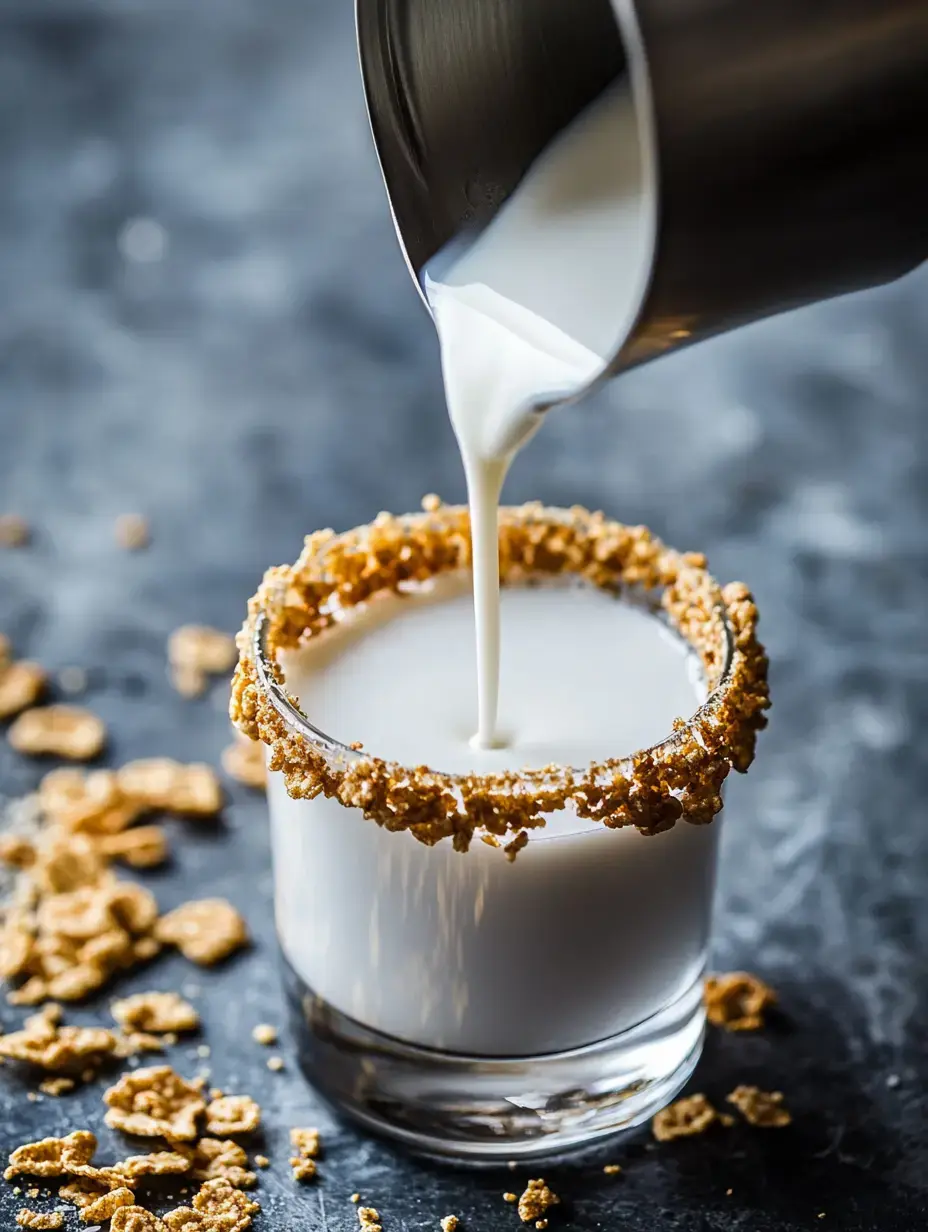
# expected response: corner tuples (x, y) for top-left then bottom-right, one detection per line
(1, 2), (927, 1230)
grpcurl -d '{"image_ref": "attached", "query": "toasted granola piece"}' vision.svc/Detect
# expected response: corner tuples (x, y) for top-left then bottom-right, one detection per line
(726, 1085), (792, 1128)
(517, 1180), (559, 1225)
(652, 1094), (719, 1142)
(103, 1066), (206, 1141)
(80, 1186), (136, 1223)
(155, 900), (247, 966)
(205, 1095), (261, 1137)
(705, 972), (777, 1032)
(190, 1178), (259, 1232)
(99, 826), (170, 869)
(220, 740), (266, 791)
(111, 1206), (166, 1232)
(111, 991), (199, 1035)
(8, 706), (106, 761)
(16, 1211), (63, 1229)
(0, 662), (47, 720)
(0, 514), (30, 547)
(5, 1131), (98, 1180)
(189, 1140), (255, 1189)
(115, 514), (150, 551)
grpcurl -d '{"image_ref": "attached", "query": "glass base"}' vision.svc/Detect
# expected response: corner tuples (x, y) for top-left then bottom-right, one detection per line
(282, 954), (706, 1160)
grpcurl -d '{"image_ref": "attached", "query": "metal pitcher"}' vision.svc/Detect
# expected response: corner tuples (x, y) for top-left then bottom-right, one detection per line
(356, 0), (927, 387)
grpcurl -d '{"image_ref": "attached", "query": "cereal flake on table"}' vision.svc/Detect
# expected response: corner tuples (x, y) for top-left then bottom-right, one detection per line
(155, 900), (248, 966)
(205, 1095), (261, 1137)
(115, 514), (150, 551)
(16, 1210), (63, 1229)
(652, 1094), (720, 1141)
(517, 1180), (559, 1225)
(103, 1066), (205, 1141)
(0, 660), (47, 721)
(704, 971), (777, 1031)
(111, 991), (199, 1035)
(8, 706), (106, 761)
(726, 1085), (792, 1127)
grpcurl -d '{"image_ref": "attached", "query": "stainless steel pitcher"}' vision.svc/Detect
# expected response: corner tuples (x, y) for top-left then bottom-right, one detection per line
(356, 0), (927, 388)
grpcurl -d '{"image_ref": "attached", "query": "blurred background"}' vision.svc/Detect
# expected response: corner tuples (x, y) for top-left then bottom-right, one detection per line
(1, 0), (928, 1206)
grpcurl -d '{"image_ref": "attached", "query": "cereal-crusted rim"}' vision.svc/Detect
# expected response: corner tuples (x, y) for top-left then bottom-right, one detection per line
(230, 502), (769, 852)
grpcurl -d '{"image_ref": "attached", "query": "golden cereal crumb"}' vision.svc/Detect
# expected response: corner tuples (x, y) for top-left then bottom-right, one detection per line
(358, 1208), (381, 1232)
(111, 991), (199, 1035)
(38, 1077), (75, 1097)
(16, 1210), (63, 1229)
(188, 1138), (255, 1189)
(254, 1156), (269, 1170)
(266, 1056), (283, 1072)
(289, 1128), (320, 1159)
(421, 493), (441, 512)
(290, 1158), (316, 1182)
(80, 1186), (136, 1223)
(705, 972), (777, 1032)
(250, 1024), (276, 1046)
(517, 1180), (559, 1225)
(653, 1094), (719, 1142)
(0, 661), (47, 720)
(503, 1194), (517, 1203)
(350, 1194), (360, 1203)
(103, 1065), (205, 1141)
(115, 514), (150, 551)
(726, 1189), (733, 1196)
(110, 1207), (164, 1232)
(155, 898), (247, 965)
(205, 1095), (261, 1136)
(189, 1178), (259, 1232)
(221, 740), (266, 791)
(726, 1085), (792, 1128)
(0, 514), (30, 547)
(5, 1130), (97, 1180)
(26, 1188), (40, 1198)
(8, 705), (106, 761)
(440, 1217), (459, 1232)
(535, 1222), (548, 1230)
(603, 1164), (622, 1175)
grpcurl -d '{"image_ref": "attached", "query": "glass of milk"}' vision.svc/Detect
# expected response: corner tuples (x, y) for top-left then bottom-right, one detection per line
(238, 504), (762, 1159)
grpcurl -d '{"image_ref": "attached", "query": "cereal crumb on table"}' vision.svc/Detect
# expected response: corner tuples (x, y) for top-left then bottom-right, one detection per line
(111, 992), (199, 1035)
(0, 661), (47, 720)
(603, 1164), (622, 1175)
(358, 1208), (381, 1232)
(115, 514), (150, 551)
(652, 1094), (720, 1141)
(726, 1085), (792, 1128)
(8, 706), (106, 761)
(704, 972), (777, 1031)
(517, 1180), (559, 1224)
(250, 1024), (276, 1046)
(440, 1217), (459, 1232)
(16, 1210), (63, 1229)
(155, 899), (247, 966)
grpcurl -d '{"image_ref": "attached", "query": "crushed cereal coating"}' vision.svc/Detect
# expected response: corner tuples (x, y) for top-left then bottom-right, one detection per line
(103, 1066), (205, 1141)
(705, 972), (777, 1031)
(517, 1180), (559, 1225)
(111, 992), (199, 1035)
(8, 707), (106, 762)
(726, 1085), (791, 1128)
(204, 1096), (261, 1137)
(0, 662), (47, 720)
(652, 1094), (719, 1142)
(231, 503), (768, 849)
(16, 1211), (63, 1229)
(155, 900), (247, 966)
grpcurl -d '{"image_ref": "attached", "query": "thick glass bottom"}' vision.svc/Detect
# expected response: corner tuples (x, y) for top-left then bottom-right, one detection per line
(282, 953), (706, 1160)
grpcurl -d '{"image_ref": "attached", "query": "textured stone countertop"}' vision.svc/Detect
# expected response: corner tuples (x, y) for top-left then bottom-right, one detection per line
(1, 2), (927, 1230)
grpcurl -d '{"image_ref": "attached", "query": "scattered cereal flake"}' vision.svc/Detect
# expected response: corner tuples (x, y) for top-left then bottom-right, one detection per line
(0, 514), (30, 547)
(111, 992), (199, 1035)
(517, 1180), (559, 1225)
(440, 1217), (459, 1232)
(16, 1210), (63, 1229)
(0, 1020), (117, 1072)
(5, 1131), (98, 1180)
(220, 741), (266, 791)
(155, 900), (247, 966)
(253, 1157), (269, 1170)
(117, 1152), (191, 1181)
(39, 1077), (76, 1096)
(653, 1094), (719, 1142)
(726, 1086), (791, 1128)
(266, 1056), (283, 1072)
(188, 1139), (255, 1189)
(250, 1024), (276, 1046)
(103, 1066), (206, 1141)
(99, 826), (170, 869)
(358, 1208), (381, 1232)
(8, 707), (106, 762)
(705, 972), (777, 1032)
(168, 627), (236, 690)
(289, 1158), (316, 1182)
(0, 662), (47, 720)
(80, 1187), (135, 1223)
(205, 1095), (260, 1137)
(115, 760), (222, 818)
(603, 1164), (622, 1175)
(161, 1210), (200, 1232)
(111, 1207), (165, 1232)
(115, 515), (150, 552)
(191, 1177), (259, 1232)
